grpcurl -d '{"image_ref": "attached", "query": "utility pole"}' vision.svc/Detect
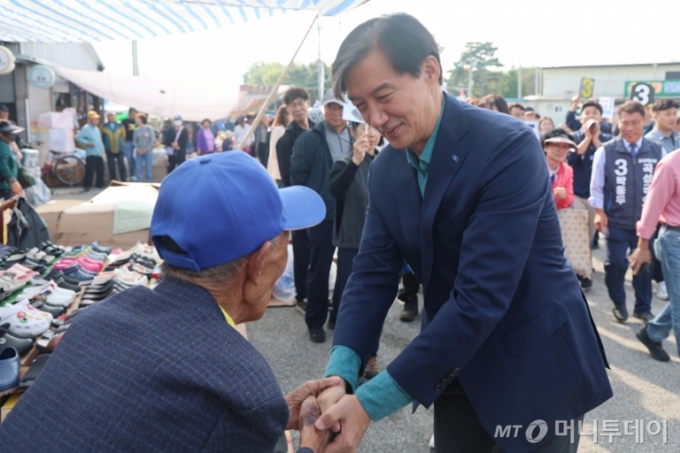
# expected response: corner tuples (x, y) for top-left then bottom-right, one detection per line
(316, 15), (324, 102)
(132, 40), (139, 76)
(517, 64), (522, 99)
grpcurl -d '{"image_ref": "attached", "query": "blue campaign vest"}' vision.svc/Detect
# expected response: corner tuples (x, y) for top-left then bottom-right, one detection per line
(603, 137), (662, 229)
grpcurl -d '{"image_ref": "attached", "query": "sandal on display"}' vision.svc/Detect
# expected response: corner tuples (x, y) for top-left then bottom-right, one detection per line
(19, 353), (50, 388)
(0, 300), (53, 339)
(0, 347), (20, 395)
(0, 326), (34, 355)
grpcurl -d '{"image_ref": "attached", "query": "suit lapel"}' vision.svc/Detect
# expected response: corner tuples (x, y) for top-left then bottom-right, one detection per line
(419, 94), (470, 291)
(393, 152), (422, 248)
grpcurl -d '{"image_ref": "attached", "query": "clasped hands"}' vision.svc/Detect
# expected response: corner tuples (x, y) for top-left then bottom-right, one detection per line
(285, 377), (371, 453)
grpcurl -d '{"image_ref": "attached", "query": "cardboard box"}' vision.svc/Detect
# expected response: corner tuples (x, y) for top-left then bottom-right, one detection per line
(52, 183), (159, 249)
(35, 199), (84, 238)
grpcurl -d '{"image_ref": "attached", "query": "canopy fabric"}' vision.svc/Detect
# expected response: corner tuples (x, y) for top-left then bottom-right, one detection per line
(54, 66), (242, 121)
(0, 0), (369, 43)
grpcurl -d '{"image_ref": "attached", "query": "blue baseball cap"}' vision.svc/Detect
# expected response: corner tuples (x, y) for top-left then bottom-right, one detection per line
(151, 152), (325, 271)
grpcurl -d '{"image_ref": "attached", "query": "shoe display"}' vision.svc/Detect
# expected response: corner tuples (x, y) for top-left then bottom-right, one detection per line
(636, 326), (670, 362)
(0, 347), (20, 395)
(656, 282), (669, 300)
(19, 283), (77, 308)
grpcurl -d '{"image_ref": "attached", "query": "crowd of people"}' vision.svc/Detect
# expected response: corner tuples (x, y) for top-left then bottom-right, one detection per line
(73, 107), (273, 188)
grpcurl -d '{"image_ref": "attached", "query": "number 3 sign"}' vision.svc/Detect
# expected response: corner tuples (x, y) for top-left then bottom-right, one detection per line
(630, 82), (655, 106)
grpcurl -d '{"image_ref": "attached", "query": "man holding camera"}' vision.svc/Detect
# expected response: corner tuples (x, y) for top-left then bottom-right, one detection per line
(589, 101), (663, 324)
(568, 100), (612, 288)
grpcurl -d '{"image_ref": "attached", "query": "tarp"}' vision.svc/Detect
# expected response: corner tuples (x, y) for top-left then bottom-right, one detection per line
(0, 0), (369, 43)
(54, 66), (243, 121)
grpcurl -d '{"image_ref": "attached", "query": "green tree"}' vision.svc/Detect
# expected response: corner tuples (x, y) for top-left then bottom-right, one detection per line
(446, 42), (502, 98)
(242, 61), (332, 103)
(499, 67), (538, 99)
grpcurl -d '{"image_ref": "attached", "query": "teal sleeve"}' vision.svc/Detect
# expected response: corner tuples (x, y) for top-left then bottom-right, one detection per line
(355, 370), (414, 421)
(324, 346), (413, 421)
(323, 345), (362, 391)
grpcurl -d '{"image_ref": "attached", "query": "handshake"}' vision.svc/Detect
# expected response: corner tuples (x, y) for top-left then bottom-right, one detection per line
(284, 376), (371, 453)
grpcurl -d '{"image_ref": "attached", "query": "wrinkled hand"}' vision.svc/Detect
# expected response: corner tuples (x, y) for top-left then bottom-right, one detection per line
(629, 246), (652, 275)
(285, 377), (342, 431)
(315, 394), (371, 453)
(298, 396), (332, 453)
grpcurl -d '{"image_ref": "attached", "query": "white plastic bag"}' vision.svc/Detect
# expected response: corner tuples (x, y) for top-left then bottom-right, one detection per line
(272, 244), (295, 304)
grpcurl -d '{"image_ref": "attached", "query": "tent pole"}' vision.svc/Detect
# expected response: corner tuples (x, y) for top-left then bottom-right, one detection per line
(317, 14), (324, 103)
(236, 15), (318, 151)
(132, 40), (139, 76)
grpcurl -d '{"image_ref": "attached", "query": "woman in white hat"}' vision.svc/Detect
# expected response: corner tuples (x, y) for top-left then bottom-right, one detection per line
(541, 128), (593, 288)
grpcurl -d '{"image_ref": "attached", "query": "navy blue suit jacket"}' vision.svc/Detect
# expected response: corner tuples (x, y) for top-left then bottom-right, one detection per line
(0, 277), (290, 452)
(333, 94), (613, 452)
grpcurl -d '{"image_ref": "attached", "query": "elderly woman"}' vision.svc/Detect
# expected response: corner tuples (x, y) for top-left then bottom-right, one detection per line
(542, 128), (592, 288)
(328, 120), (382, 380)
(196, 119), (216, 155)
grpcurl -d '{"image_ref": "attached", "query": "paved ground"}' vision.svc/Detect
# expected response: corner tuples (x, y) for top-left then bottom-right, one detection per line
(246, 245), (680, 453)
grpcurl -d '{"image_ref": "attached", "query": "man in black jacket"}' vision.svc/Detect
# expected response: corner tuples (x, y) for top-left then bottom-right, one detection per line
(277, 87), (314, 308)
(291, 90), (352, 343)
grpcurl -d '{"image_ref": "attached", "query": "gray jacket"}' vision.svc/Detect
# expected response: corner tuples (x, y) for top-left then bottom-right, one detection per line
(330, 153), (375, 249)
(133, 125), (155, 152)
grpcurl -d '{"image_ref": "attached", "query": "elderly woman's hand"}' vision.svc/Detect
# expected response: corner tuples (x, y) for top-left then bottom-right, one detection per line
(298, 396), (332, 453)
(285, 377), (342, 431)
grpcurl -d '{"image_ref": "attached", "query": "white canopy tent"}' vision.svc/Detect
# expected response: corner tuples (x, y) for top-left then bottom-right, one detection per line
(1, 0), (370, 121)
(54, 67), (243, 121)
(0, 0), (369, 43)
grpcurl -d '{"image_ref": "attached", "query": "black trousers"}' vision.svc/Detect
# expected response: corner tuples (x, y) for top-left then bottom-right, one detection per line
(167, 152), (186, 174)
(292, 229), (310, 302)
(434, 379), (581, 453)
(305, 220), (335, 329)
(106, 150), (127, 182)
(84, 155), (105, 190)
(331, 247), (380, 355)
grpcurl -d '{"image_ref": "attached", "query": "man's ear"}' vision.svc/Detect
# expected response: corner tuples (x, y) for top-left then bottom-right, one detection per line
(245, 241), (271, 282)
(421, 55), (441, 85)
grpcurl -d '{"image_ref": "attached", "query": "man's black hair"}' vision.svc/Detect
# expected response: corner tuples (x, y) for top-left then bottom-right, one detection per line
(581, 100), (603, 115)
(283, 87), (310, 106)
(652, 99), (680, 113)
(332, 13), (442, 98)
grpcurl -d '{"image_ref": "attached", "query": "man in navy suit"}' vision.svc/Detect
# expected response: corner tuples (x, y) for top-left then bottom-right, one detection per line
(313, 14), (613, 453)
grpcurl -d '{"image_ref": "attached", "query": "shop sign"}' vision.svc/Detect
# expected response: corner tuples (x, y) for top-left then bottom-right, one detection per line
(0, 46), (15, 75)
(624, 80), (680, 99)
(28, 65), (56, 89)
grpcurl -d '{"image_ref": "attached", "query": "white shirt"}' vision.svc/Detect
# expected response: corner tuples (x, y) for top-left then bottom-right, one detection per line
(233, 123), (254, 148)
(588, 137), (643, 209)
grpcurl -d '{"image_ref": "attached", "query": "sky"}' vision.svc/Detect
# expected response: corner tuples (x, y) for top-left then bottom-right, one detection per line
(92, 0), (680, 89)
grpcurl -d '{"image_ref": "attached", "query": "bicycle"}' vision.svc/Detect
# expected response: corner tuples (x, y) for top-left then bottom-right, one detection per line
(49, 150), (86, 186)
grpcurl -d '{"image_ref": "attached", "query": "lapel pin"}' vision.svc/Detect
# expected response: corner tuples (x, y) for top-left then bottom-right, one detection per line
(451, 154), (459, 163)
